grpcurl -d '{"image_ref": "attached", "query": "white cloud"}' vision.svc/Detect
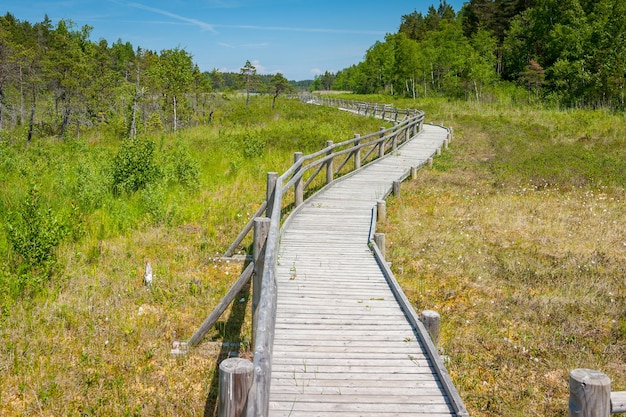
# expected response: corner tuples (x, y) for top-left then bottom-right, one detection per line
(310, 68), (323, 76)
(127, 2), (217, 33)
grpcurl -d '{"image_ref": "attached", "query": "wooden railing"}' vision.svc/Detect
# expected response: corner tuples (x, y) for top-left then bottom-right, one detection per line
(246, 96), (424, 417)
(172, 96), (426, 416)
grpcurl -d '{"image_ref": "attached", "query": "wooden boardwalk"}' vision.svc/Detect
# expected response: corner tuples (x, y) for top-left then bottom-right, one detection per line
(269, 125), (467, 416)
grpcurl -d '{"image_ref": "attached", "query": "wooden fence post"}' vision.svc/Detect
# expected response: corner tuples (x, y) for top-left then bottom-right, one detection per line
(411, 166), (418, 180)
(393, 180), (401, 197)
(294, 152), (304, 207)
(374, 233), (385, 259)
(377, 200), (386, 223)
(266, 172), (278, 218)
(392, 123), (398, 151)
(379, 127), (386, 158)
(428, 157), (434, 168)
(569, 369), (611, 417)
(421, 310), (440, 346)
(252, 217), (270, 348)
(354, 134), (361, 170)
(325, 140), (334, 185)
(218, 358), (254, 417)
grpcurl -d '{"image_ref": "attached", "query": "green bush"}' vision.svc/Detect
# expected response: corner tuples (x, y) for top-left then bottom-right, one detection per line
(5, 186), (68, 269)
(242, 132), (266, 158)
(112, 137), (160, 194)
(163, 143), (200, 188)
(74, 158), (112, 212)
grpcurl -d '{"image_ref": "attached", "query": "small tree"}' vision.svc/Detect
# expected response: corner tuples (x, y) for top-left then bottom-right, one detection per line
(153, 47), (194, 132)
(521, 59), (546, 101)
(269, 72), (292, 109)
(240, 60), (257, 108)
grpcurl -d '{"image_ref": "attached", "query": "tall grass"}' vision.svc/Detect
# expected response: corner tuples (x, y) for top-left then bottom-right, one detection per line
(0, 95), (391, 416)
(373, 95), (626, 416)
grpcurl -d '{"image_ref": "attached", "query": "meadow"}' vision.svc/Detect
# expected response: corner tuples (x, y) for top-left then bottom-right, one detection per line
(379, 96), (626, 416)
(0, 93), (624, 416)
(0, 96), (389, 416)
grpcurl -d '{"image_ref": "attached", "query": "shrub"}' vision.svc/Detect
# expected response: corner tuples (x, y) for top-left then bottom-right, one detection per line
(112, 137), (160, 194)
(74, 158), (112, 212)
(163, 143), (200, 188)
(242, 132), (266, 158)
(5, 186), (68, 269)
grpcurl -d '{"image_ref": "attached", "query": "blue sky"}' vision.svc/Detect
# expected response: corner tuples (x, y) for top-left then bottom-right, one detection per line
(5, 0), (466, 80)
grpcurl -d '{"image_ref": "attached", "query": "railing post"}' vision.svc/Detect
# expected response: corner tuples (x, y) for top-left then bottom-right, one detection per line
(421, 310), (440, 347)
(252, 217), (270, 347)
(325, 140), (334, 185)
(374, 233), (385, 259)
(218, 358), (254, 417)
(354, 134), (361, 170)
(392, 123), (398, 151)
(266, 172), (278, 218)
(569, 369), (611, 417)
(377, 200), (386, 223)
(378, 127), (386, 158)
(428, 157), (434, 168)
(294, 152), (304, 207)
(411, 166), (418, 180)
(393, 180), (401, 197)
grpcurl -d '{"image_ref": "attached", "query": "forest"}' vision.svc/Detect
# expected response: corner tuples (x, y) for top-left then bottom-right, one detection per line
(330, 0), (626, 109)
(0, 13), (297, 141)
(4, 0), (626, 142)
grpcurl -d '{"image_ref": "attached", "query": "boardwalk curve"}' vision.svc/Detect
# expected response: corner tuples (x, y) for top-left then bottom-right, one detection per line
(269, 124), (466, 416)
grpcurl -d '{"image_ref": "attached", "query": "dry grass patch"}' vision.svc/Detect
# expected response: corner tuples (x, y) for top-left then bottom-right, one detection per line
(384, 105), (625, 416)
(0, 224), (252, 416)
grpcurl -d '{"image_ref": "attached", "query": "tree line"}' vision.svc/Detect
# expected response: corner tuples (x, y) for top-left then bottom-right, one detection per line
(329, 0), (626, 109)
(0, 13), (299, 141)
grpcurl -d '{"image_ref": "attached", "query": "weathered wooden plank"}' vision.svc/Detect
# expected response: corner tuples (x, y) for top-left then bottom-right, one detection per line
(269, 393), (450, 405)
(269, 401), (454, 414)
(268, 411), (453, 417)
(270, 371), (441, 382)
(271, 383), (443, 392)
(273, 355), (432, 364)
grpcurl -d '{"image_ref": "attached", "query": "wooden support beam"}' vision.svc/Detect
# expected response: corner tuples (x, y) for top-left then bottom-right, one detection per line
(569, 369), (611, 417)
(392, 180), (401, 197)
(294, 152), (304, 207)
(612, 391), (626, 413)
(377, 200), (386, 223)
(354, 134), (361, 170)
(218, 358), (254, 417)
(325, 140), (334, 185)
(252, 217), (270, 347)
(373, 233), (385, 259)
(266, 172), (278, 218)
(421, 310), (440, 347)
